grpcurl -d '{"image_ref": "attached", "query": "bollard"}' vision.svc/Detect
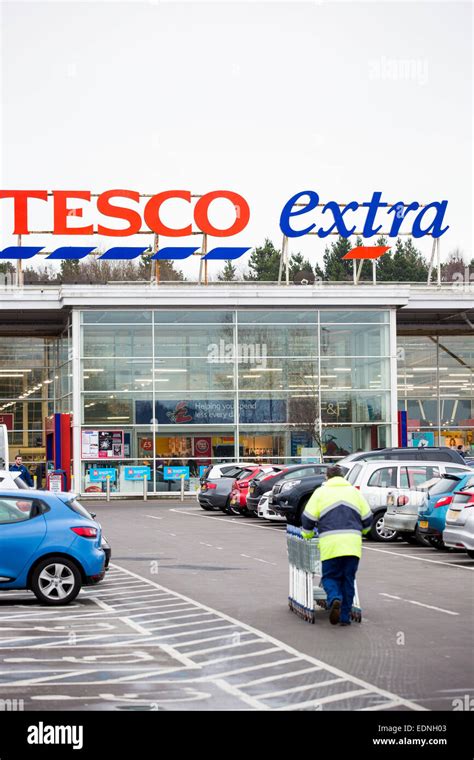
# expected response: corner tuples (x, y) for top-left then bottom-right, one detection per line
(106, 475), (111, 502)
(33, 475), (37, 489)
(143, 472), (148, 501)
(180, 474), (185, 502)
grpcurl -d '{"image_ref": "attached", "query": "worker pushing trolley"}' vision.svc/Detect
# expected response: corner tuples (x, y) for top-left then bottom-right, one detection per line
(286, 465), (371, 626)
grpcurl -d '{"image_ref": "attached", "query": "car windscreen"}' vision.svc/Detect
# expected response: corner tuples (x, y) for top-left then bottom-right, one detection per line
(219, 466), (246, 479)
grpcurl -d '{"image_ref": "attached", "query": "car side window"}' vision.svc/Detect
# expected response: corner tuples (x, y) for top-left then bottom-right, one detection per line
(0, 498), (34, 524)
(284, 468), (309, 480)
(367, 467), (397, 488)
(407, 466), (440, 488)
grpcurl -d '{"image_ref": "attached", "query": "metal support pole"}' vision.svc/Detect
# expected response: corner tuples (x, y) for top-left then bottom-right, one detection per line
(436, 238), (441, 286)
(180, 474), (185, 502)
(372, 260), (376, 284)
(17, 234), (23, 287)
(427, 237), (436, 285)
(153, 233), (159, 284)
(143, 473), (148, 501)
(198, 233), (208, 284)
(106, 475), (111, 502)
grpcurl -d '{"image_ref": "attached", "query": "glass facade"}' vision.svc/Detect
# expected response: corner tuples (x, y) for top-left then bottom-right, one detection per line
(398, 335), (474, 450)
(0, 323), (72, 483)
(79, 309), (393, 494)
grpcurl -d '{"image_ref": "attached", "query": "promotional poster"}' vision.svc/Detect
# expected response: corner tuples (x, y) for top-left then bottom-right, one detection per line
(0, 0), (472, 755)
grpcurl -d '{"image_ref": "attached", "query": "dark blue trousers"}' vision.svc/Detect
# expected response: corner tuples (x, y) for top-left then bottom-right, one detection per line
(321, 556), (359, 623)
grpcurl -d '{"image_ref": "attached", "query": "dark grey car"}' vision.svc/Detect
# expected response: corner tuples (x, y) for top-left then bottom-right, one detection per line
(198, 466), (254, 513)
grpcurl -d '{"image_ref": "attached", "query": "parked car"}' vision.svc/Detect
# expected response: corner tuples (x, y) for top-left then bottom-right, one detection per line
(246, 464), (328, 517)
(0, 470), (29, 490)
(417, 472), (474, 549)
(442, 488), (474, 558)
(338, 446), (466, 473)
(270, 473), (326, 525)
(0, 490), (108, 605)
(199, 462), (257, 481)
(228, 465), (278, 515)
(198, 465), (256, 512)
(257, 493), (286, 522)
(347, 460), (470, 542)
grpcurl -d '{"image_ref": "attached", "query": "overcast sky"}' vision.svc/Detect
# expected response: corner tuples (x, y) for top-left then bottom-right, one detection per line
(0, 1), (472, 279)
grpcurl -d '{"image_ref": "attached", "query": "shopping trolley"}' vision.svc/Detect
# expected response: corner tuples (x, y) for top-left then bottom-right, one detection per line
(286, 525), (362, 623)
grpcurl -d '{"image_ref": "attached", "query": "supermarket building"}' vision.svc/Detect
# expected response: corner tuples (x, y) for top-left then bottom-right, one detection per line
(0, 282), (473, 495)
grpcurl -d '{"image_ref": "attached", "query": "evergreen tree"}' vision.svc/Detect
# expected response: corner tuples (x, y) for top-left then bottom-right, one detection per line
(321, 236), (353, 280)
(59, 259), (81, 283)
(244, 238), (281, 281)
(288, 252), (314, 280)
(217, 260), (237, 281)
(391, 238), (428, 281)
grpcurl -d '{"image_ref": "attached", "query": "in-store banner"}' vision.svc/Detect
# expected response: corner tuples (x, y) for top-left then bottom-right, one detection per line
(135, 399), (287, 425)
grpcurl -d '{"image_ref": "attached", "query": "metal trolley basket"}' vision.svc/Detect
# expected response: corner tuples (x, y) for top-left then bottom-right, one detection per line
(286, 525), (362, 623)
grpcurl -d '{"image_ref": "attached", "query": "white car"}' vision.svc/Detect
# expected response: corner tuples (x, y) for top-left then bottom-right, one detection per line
(257, 493), (286, 522)
(0, 470), (29, 489)
(200, 462), (257, 480)
(346, 460), (470, 542)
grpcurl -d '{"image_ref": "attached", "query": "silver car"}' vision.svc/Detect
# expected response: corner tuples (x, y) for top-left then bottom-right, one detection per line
(443, 488), (474, 558)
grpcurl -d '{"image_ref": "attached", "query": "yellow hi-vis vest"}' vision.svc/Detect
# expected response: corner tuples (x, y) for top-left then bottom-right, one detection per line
(301, 476), (372, 561)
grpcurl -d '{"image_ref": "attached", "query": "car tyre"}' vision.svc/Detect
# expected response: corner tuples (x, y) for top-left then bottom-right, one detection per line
(466, 550), (474, 559)
(370, 512), (399, 542)
(427, 535), (445, 550)
(31, 557), (82, 606)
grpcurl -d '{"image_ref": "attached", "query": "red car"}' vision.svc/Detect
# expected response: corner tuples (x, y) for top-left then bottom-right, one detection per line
(228, 465), (279, 515)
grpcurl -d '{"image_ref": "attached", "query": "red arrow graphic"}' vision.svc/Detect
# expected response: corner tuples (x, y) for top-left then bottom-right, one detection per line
(343, 245), (391, 260)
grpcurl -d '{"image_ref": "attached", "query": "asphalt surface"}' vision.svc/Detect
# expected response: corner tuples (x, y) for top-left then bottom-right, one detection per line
(0, 498), (472, 711)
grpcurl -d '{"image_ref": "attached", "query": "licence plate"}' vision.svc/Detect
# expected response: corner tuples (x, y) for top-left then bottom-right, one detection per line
(419, 520), (429, 529)
(447, 509), (461, 521)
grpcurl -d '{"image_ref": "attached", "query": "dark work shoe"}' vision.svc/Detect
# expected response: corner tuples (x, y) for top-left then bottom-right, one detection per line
(340, 621), (352, 627)
(329, 599), (342, 625)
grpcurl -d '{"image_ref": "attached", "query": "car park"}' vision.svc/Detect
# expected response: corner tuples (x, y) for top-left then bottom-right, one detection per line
(417, 472), (474, 549)
(270, 473), (326, 525)
(198, 465), (256, 512)
(443, 488), (474, 558)
(346, 460), (470, 542)
(228, 465), (278, 515)
(0, 490), (108, 605)
(246, 464), (328, 516)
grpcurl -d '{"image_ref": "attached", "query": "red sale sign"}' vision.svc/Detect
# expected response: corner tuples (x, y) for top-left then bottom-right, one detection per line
(0, 414), (14, 431)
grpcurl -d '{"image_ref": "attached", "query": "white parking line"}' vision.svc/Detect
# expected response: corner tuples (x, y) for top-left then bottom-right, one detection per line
(258, 676), (345, 699)
(380, 593), (459, 616)
(364, 545), (474, 571)
(239, 665), (321, 687)
(274, 688), (369, 710)
(169, 509), (284, 532)
(240, 553), (277, 566)
(110, 563), (426, 711)
(145, 515), (163, 520)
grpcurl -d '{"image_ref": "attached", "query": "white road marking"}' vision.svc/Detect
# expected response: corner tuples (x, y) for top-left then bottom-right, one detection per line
(380, 593), (459, 616)
(145, 515), (163, 520)
(109, 563), (426, 711)
(274, 688), (369, 710)
(240, 553), (277, 566)
(169, 508), (284, 532)
(119, 617), (151, 635)
(198, 657), (298, 681)
(201, 647), (281, 667)
(239, 665), (322, 687)
(364, 545), (474, 571)
(214, 677), (270, 711)
(259, 676), (345, 699)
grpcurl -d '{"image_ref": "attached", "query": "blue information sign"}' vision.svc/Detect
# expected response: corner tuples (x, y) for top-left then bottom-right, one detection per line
(164, 466), (190, 481)
(89, 468), (117, 483)
(124, 466), (151, 481)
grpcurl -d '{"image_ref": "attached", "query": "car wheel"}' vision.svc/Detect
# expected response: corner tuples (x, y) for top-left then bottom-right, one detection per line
(403, 534), (418, 545)
(428, 535), (445, 550)
(370, 512), (398, 542)
(466, 550), (474, 559)
(294, 497), (310, 527)
(31, 557), (82, 606)
(414, 525), (430, 546)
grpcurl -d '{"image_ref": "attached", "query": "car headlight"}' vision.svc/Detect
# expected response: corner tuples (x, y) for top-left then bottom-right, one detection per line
(280, 480), (301, 493)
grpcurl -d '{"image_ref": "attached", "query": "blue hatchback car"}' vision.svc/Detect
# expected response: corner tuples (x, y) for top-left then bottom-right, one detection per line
(418, 471), (474, 549)
(0, 490), (108, 605)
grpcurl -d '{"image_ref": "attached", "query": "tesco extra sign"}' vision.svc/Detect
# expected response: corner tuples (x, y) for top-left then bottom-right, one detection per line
(0, 189), (449, 261)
